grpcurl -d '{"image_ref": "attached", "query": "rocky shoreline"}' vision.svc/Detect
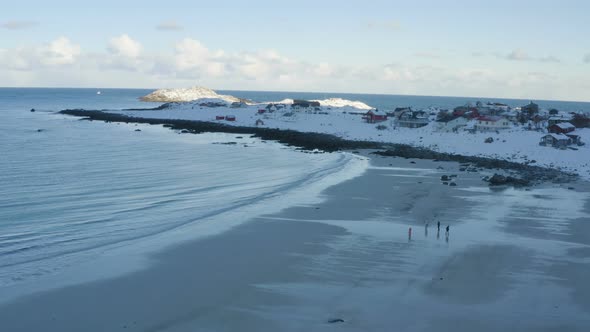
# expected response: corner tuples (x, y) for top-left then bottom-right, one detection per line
(59, 109), (577, 185)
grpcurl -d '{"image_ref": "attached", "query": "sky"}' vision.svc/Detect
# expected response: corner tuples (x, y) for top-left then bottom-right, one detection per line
(1, 0), (590, 101)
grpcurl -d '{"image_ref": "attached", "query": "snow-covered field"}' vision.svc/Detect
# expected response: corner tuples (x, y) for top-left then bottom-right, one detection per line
(113, 98), (590, 180)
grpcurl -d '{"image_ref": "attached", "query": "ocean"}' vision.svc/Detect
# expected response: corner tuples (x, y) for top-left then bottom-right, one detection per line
(0, 87), (589, 299)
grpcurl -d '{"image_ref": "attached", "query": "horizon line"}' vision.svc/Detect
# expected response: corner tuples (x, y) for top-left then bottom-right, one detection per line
(1, 86), (589, 105)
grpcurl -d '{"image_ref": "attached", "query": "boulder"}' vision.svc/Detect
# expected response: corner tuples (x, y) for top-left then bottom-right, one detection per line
(485, 137), (494, 143)
(487, 173), (529, 186)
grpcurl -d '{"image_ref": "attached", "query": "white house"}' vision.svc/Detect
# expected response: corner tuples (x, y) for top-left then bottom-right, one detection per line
(474, 116), (512, 132)
(435, 116), (469, 132)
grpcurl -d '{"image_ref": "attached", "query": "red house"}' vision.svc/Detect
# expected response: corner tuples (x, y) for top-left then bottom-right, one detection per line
(364, 110), (387, 123)
(215, 115), (225, 120)
(226, 115), (236, 121)
(257, 109), (266, 114)
(549, 122), (575, 134)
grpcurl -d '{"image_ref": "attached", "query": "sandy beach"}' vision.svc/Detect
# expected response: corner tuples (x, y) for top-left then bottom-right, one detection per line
(1, 151), (589, 332)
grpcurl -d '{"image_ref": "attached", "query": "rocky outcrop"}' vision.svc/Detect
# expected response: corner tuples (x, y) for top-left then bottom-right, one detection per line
(486, 173), (530, 187)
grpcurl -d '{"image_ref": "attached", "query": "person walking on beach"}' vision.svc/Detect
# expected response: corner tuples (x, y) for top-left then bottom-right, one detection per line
(445, 225), (450, 236)
(437, 221), (440, 231)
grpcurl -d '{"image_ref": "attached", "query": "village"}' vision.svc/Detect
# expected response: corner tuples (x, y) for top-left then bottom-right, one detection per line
(209, 98), (587, 151)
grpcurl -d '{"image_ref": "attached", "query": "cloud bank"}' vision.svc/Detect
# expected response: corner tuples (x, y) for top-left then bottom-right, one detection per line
(0, 35), (588, 101)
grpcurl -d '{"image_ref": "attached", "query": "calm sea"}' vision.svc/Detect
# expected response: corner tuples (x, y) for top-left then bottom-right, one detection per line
(0, 87), (365, 299)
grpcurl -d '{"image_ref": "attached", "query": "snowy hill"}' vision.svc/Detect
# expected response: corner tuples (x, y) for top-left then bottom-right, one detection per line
(314, 98), (373, 110)
(140, 87), (242, 103)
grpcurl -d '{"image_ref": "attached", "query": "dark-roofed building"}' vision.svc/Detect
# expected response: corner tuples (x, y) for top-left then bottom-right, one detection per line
(548, 122), (575, 134)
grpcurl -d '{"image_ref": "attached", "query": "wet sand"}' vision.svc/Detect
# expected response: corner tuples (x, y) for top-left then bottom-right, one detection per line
(1, 154), (589, 331)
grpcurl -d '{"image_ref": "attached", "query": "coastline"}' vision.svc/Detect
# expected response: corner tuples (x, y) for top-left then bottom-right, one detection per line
(1, 151), (589, 331)
(59, 109), (577, 184)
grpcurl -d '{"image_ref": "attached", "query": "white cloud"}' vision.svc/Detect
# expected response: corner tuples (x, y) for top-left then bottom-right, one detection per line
(42, 37), (81, 65)
(1, 36), (588, 101)
(108, 34), (142, 58)
(506, 49), (531, 61)
(504, 50), (560, 63)
(156, 21), (183, 31)
(1, 20), (37, 30)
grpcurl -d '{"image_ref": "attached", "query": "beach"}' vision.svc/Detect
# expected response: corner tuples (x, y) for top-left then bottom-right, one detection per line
(1, 152), (589, 331)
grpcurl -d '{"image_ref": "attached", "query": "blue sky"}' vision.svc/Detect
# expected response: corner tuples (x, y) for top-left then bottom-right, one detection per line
(2, 0), (590, 101)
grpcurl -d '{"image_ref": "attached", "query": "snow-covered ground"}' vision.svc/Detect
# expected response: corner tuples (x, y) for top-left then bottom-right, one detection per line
(113, 98), (590, 180)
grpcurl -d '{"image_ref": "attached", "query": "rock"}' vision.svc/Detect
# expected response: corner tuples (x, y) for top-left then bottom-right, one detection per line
(443, 182), (449, 185)
(30, 108), (36, 112)
(568, 187), (575, 190)
(459, 167), (466, 172)
(180, 129), (190, 134)
(236, 136), (243, 139)
(134, 129), (141, 132)
(485, 137), (494, 143)
(410, 161), (416, 164)
(441, 175), (450, 181)
(36, 129), (44, 132)
(328, 319), (345, 324)
(487, 173), (529, 187)
(449, 182), (457, 187)
(450, 174), (457, 178)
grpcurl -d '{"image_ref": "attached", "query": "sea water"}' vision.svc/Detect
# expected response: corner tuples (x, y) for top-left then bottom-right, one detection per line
(0, 88), (368, 299)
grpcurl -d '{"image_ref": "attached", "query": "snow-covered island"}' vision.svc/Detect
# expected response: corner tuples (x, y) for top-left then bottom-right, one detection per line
(123, 88), (590, 180)
(139, 86), (246, 103)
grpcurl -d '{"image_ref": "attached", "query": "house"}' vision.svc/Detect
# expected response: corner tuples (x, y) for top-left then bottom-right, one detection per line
(548, 122), (575, 134)
(364, 109), (388, 123)
(435, 115), (469, 132)
(225, 115), (236, 121)
(257, 109), (266, 114)
(474, 116), (511, 132)
(453, 105), (478, 117)
(397, 110), (429, 128)
(539, 134), (572, 148)
(255, 119), (265, 126)
(487, 102), (510, 112)
(215, 115), (225, 120)
(265, 104), (279, 112)
(505, 110), (519, 122)
(389, 107), (411, 118)
(548, 115), (573, 127)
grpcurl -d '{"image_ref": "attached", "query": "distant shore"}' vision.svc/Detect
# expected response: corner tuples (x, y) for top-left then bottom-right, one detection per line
(59, 109), (576, 184)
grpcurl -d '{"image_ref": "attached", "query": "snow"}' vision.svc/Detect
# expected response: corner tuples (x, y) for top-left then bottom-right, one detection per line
(139, 87), (242, 103)
(555, 122), (575, 130)
(313, 98), (373, 110)
(111, 100), (590, 180)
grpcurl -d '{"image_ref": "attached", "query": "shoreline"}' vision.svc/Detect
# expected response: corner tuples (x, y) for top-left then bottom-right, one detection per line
(2, 151), (589, 331)
(59, 109), (577, 184)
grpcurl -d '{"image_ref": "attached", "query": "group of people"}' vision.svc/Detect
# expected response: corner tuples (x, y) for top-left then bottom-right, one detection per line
(411, 221), (450, 241)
